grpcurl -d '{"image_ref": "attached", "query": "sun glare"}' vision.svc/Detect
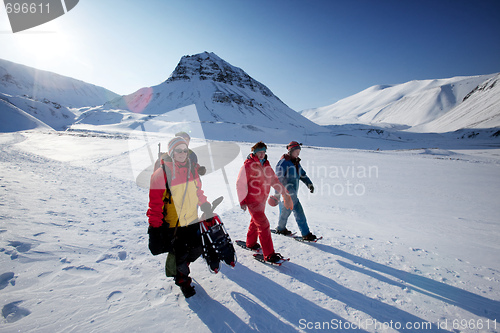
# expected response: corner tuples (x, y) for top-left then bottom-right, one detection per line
(15, 21), (73, 66)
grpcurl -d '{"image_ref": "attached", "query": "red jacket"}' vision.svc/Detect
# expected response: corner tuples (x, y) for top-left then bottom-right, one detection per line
(236, 154), (287, 205)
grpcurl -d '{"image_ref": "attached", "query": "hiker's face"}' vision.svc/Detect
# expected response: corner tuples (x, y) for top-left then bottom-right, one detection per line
(173, 144), (188, 163)
(255, 151), (266, 160)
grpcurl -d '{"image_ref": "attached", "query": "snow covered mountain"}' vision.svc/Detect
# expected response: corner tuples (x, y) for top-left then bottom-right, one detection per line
(417, 73), (500, 132)
(0, 58), (119, 131)
(0, 98), (53, 132)
(100, 52), (325, 142)
(0, 59), (119, 108)
(301, 73), (499, 132)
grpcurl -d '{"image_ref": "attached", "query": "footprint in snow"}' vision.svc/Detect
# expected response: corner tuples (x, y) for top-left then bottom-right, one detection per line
(62, 265), (97, 274)
(8, 241), (31, 253)
(106, 291), (124, 313)
(96, 253), (114, 263)
(96, 251), (127, 263)
(0, 272), (15, 290)
(2, 301), (31, 323)
(118, 251), (127, 260)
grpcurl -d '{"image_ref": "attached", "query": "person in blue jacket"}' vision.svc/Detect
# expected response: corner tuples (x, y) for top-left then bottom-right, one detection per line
(271, 141), (317, 241)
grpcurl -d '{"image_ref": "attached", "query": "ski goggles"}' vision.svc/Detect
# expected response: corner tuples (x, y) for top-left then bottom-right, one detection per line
(253, 147), (266, 153)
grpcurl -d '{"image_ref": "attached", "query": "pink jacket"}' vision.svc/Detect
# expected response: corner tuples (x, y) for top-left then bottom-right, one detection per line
(236, 154), (287, 205)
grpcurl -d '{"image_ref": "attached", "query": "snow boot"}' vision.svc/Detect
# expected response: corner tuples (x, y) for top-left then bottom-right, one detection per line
(180, 284), (196, 298)
(248, 243), (261, 251)
(266, 252), (285, 263)
(275, 228), (293, 236)
(302, 232), (317, 242)
(175, 275), (196, 298)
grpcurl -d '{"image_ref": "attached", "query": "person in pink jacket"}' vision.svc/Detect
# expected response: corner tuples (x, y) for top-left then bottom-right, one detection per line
(236, 141), (293, 263)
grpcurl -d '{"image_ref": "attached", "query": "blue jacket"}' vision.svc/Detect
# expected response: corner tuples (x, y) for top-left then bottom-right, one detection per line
(275, 154), (312, 195)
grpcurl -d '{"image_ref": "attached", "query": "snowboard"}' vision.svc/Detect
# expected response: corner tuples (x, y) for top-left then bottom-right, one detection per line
(235, 240), (262, 253)
(253, 253), (290, 266)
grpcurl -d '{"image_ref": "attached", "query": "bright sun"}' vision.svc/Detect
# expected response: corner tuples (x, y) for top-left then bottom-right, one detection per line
(15, 21), (73, 65)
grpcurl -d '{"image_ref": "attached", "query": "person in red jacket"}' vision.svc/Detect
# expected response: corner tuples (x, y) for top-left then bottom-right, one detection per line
(236, 141), (293, 263)
(147, 136), (211, 298)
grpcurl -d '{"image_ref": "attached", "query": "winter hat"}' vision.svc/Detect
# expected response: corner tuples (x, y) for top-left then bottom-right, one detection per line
(175, 131), (191, 143)
(287, 141), (302, 153)
(168, 136), (188, 158)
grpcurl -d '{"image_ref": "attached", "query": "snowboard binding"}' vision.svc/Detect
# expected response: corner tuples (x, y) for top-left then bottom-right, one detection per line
(200, 196), (236, 273)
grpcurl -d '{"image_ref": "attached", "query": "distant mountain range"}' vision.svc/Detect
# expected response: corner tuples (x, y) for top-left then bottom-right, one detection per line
(0, 58), (118, 131)
(300, 73), (500, 133)
(1, 53), (499, 143)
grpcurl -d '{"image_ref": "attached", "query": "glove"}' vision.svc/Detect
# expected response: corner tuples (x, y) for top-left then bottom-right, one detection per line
(282, 193), (294, 210)
(267, 194), (280, 207)
(198, 165), (207, 176)
(148, 225), (174, 255)
(308, 183), (314, 193)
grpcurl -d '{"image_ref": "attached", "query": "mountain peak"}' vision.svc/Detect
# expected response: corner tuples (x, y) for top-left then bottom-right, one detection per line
(166, 52), (273, 97)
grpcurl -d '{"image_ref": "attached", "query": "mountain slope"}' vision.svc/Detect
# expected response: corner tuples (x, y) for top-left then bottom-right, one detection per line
(0, 92), (77, 131)
(0, 58), (119, 108)
(102, 52), (325, 141)
(417, 73), (500, 132)
(0, 98), (52, 132)
(301, 74), (497, 130)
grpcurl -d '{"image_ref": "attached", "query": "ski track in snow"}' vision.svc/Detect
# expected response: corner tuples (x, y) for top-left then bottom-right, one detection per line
(1, 131), (500, 332)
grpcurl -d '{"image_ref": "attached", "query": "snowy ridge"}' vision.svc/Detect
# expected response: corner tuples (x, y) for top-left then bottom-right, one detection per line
(418, 73), (500, 132)
(0, 58), (119, 108)
(0, 97), (53, 132)
(167, 52), (275, 100)
(301, 74), (498, 131)
(0, 92), (76, 131)
(102, 52), (325, 141)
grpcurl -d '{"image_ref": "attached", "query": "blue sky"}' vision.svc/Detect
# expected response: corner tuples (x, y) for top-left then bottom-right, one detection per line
(1, 0), (499, 111)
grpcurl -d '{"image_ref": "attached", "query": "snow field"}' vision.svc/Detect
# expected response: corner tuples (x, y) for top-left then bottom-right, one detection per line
(1, 131), (499, 332)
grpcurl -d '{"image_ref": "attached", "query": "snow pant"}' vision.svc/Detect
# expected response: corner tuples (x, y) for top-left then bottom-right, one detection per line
(171, 222), (203, 286)
(246, 201), (274, 257)
(278, 194), (310, 236)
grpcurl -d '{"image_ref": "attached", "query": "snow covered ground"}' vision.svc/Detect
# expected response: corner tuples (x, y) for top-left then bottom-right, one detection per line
(1, 128), (500, 332)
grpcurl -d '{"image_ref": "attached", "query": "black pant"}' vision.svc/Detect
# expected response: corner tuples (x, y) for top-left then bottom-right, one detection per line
(172, 222), (203, 286)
